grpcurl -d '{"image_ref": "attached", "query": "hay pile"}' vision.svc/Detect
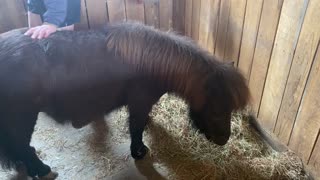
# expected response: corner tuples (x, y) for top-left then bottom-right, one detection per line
(0, 93), (310, 179)
(113, 94), (309, 180)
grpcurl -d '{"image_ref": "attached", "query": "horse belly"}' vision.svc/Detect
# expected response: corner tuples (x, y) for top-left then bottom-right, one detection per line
(43, 80), (128, 127)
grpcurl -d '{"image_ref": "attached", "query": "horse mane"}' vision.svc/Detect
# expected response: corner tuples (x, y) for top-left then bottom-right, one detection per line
(104, 21), (250, 111)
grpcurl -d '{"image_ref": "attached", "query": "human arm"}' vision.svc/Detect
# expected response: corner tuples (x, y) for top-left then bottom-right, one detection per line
(42, 0), (68, 27)
(25, 0), (68, 39)
(27, 11), (42, 28)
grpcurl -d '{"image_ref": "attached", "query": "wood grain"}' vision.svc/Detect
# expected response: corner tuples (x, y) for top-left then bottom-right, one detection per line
(214, 0), (231, 60)
(125, 0), (145, 23)
(191, 0), (201, 41)
(237, 0), (263, 78)
(107, 0), (126, 23)
(275, 0), (320, 145)
(308, 129), (320, 178)
(144, 0), (160, 28)
(288, 41), (320, 163)
(184, 0), (193, 37)
(86, 0), (108, 29)
(0, 0), (27, 33)
(223, 0), (246, 65)
(248, 0), (283, 115)
(172, 0), (185, 35)
(206, 0), (220, 54)
(198, 0), (212, 49)
(258, 0), (309, 131)
(159, 0), (172, 31)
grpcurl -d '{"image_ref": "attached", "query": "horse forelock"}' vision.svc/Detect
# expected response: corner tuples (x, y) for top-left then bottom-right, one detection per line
(206, 63), (251, 112)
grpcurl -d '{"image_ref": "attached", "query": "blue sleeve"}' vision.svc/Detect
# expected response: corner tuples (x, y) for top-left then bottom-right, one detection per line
(43, 0), (68, 27)
(27, 0), (46, 15)
(65, 0), (81, 25)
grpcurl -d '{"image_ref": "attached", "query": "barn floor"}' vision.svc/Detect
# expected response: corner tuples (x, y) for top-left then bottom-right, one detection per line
(0, 94), (311, 180)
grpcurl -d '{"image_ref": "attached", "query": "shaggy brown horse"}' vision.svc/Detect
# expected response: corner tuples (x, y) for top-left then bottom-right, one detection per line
(0, 22), (250, 179)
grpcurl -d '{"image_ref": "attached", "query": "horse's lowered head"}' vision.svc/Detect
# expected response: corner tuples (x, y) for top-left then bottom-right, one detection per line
(189, 63), (250, 146)
(189, 100), (233, 145)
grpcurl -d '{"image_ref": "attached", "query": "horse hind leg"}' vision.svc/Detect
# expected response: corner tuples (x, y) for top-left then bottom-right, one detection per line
(5, 112), (58, 179)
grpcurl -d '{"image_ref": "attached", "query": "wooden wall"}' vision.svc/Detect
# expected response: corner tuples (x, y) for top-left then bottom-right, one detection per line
(0, 0), (27, 33)
(0, 0), (319, 176)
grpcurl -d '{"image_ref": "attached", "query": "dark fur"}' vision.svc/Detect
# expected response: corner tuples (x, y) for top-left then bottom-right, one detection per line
(0, 22), (250, 177)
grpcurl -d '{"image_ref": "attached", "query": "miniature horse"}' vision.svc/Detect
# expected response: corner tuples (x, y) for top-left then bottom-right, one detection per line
(0, 22), (250, 179)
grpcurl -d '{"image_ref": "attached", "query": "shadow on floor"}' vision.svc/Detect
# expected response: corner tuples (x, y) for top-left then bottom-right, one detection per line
(8, 119), (221, 180)
(142, 122), (221, 180)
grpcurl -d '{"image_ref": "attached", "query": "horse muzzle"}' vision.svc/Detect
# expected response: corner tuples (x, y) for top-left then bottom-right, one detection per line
(206, 134), (230, 146)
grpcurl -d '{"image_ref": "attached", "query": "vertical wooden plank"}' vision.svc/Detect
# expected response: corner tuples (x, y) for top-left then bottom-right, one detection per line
(214, 0), (231, 60)
(308, 130), (320, 178)
(159, 0), (172, 31)
(248, 0), (283, 115)
(198, 0), (212, 49)
(191, 0), (201, 41)
(107, 0), (126, 23)
(172, 0), (185, 35)
(223, 0), (246, 65)
(9, 0), (27, 28)
(0, 0), (27, 33)
(288, 41), (320, 163)
(275, 0), (320, 145)
(237, 0), (263, 78)
(258, 0), (309, 131)
(0, 1), (11, 33)
(206, 0), (220, 54)
(75, 0), (89, 30)
(184, 0), (193, 37)
(125, 0), (145, 23)
(86, 0), (109, 29)
(144, 0), (160, 28)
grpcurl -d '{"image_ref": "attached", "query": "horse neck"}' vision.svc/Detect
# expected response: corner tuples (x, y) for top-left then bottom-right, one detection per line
(163, 66), (207, 111)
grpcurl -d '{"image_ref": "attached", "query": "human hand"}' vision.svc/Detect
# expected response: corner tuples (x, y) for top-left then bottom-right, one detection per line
(24, 23), (58, 39)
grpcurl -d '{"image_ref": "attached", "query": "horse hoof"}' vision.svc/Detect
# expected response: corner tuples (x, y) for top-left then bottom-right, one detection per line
(38, 171), (58, 180)
(132, 145), (149, 160)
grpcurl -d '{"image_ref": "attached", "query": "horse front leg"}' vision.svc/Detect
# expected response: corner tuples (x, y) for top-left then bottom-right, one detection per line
(127, 86), (161, 160)
(128, 108), (150, 160)
(14, 144), (57, 179)
(8, 112), (58, 179)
